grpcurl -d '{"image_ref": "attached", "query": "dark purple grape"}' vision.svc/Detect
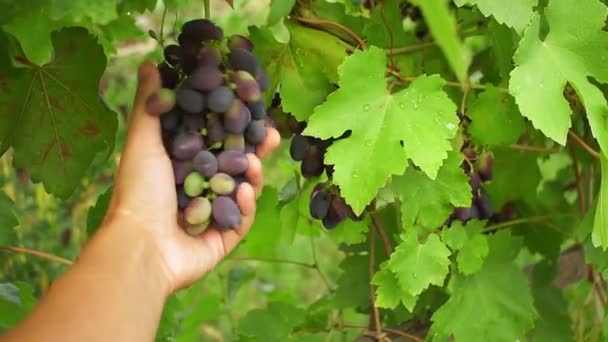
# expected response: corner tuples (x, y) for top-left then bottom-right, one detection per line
(301, 148), (325, 178)
(475, 191), (494, 218)
(172, 132), (204, 160)
(207, 86), (235, 113)
(247, 99), (266, 120)
(228, 35), (254, 52)
(177, 187), (190, 210)
(190, 65), (224, 92)
(231, 71), (261, 102)
(206, 116), (226, 146)
(245, 120), (266, 145)
(146, 88), (176, 116)
(224, 99), (251, 134)
(184, 172), (207, 197)
(492, 202), (516, 222)
(228, 48), (259, 75)
(218, 150), (249, 175)
(158, 62), (179, 89)
(245, 143), (256, 154)
(470, 205), (480, 220)
(290, 134), (309, 161)
(310, 190), (331, 219)
(224, 133), (245, 151)
(210, 173), (236, 195)
(462, 147), (477, 162)
(469, 173), (481, 193)
(176, 88), (205, 114)
(173, 160), (193, 184)
(453, 207), (471, 222)
(184, 197), (212, 225)
(164, 44), (183, 66)
(197, 46), (222, 67)
(181, 19), (224, 42)
(183, 114), (205, 132)
(478, 154), (493, 182)
(192, 150), (218, 177)
(322, 196), (350, 229)
(255, 67), (270, 92)
(212, 196), (242, 229)
(161, 110), (181, 131)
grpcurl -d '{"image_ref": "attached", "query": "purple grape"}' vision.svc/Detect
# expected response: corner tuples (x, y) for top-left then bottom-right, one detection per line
(192, 150), (218, 177)
(475, 190), (494, 218)
(197, 46), (222, 67)
(301, 148), (325, 178)
(469, 173), (481, 193)
(231, 71), (261, 102)
(212, 196), (242, 229)
(453, 207), (471, 222)
(158, 62), (179, 89)
(184, 197), (212, 225)
(217, 150), (249, 175)
(172, 160), (193, 184)
(176, 88), (205, 114)
(322, 196), (349, 229)
(224, 99), (251, 134)
(181, 19), (224, 42)
(228, 35), (254, 52)
(210, 173), (236, 195)
(206, 116), (226, 146)
(247, 99), (266, 120)
(172, 132), (204, 160)
(245, 120), (266, 145)
(177, 187), (190, 210)
(310, 190), (331, 219)
(255, 67), (270, 92)
(290, 134), (309, 161)
(228, 48), (259, 75)
(245, 143), (256, 154)
(183, 114), (205, 132)
(161, 110), (181, 131)
(164, 44), (183, 66)
(224, 133), (245, 151)
(478, 154), (493, 182)
(190, 65), (224, 92)
(207, 86), (235, 113)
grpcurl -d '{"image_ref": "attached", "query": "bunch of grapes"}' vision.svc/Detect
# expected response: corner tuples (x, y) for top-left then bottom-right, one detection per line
(287, 124), (362, 229)
(146, 19), (270, 236)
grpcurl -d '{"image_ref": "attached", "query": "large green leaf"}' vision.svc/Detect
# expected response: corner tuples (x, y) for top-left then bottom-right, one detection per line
(0, 282), (37, 331)
(0, 28), (117, 198)
(0, 192), (19, 245)
(441, 221), (489, 275)
(304, 47), (458, 214)
(238, 302), (305, 340)
(468, 87), (525, 146)
(509, 0), (608, 152)
(455, 0), (537, 33)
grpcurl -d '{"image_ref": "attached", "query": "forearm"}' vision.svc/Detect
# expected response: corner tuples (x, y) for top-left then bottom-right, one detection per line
(2, 223), (170, 342)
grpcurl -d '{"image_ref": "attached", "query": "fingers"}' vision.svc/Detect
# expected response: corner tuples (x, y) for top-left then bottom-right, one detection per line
(256, 127), (281, 159)
(245, 154), (263, 196)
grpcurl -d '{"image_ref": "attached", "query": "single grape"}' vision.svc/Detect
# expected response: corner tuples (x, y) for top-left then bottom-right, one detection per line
(245, 120), (266, 145)
(183, 114), (206, 132)
(470, 205), (480, 220)
(322, 196), (348, 229)
(184, 197), (212, 225)
(177, 187), (190, 210)
(161, 110), (181, 131)
(475, 190), (493, 218)
(192, 150), (218, 177)
(209, 173), (236, 195)
(158, 62), (179, 89)
(289, 134), (310, 161)
(207, 86), (235, 113)
(228, 35), (254, 52)
(172, 160), (193, 184)
(453, 207), (471, 222)
(176, 88), (205, 114)
(462, 147), (477, 162)
(212, 196), (242, 229)
(224, 99), (251, 134)
(163, 44), (183, 66)
(190, 65), (224, 92)
(184, 172), (207, 197)
(228, 48), (259, 75)
(197, 46), (222, 67)
(310, 190), (331, 219)
(172, 131), (204, 160)
(247, 99), (266, 120)
(185, 222), (210, 236)
(478, 153), (493, 182)
(255, 67), (270, 92)
(231, 71), (261, 102)
(301, 147), (325, 178)
(224, 133), (245, 151)
(469, 173), (481, 193)
(181, 19), (224, 42)
(218, 150), (249, 175)
(206, 115), (226, 145)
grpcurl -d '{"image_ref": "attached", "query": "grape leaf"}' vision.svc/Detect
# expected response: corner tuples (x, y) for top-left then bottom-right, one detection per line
(118, 0), (157, 13)
(454, 0), (537, 33)
(268, 0), (295, 26)
(0, 28), (117, 198)
(430, 231), (537, 342)
(156, 295), (181, 340)
(392, 151), (471, 230)
(239, 187), (281, 257)
(386, 234), (451, 301)
(509, 0), (608, 153)
(488, 21), (517, 80)
(331, 254), (370, 309)
(279, 182), (316, 244)
(372, 265), (417, 310)
(304, 47), (458, 214)
(0, 282), (36, 330)
(249, 22), (347, 120)
(442, 221), (489, 275)
(86, 187), (113, 238)
(0, 192), (18, 245)
(328, 218), (369, 245)
(592, 155), (608, 249)
(468, 87), (525, 146)
(238, 302), (305, 340)
(49, 2), (117, 25)
(364, 0), (416, 48)
(412, 0), (471, 82)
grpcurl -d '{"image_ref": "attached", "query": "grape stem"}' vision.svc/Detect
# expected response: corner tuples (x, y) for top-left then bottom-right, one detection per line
(344, 324), (424, 342)
(0, 246), (73, 265)
(293, 16), (368, 50)
(371, 213), (393, 255)
(203, 0), (211, 20)
(368, 228), (385, 341)
(482, 215), (572, 237)
(509, 144), (560, 154)
(391, 70), (508, 92)
(159, 6), (168, 48)
(569, 145), (587, 216)
(568, 130), (601, 159)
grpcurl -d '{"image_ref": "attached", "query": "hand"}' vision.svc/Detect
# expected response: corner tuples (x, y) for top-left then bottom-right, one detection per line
(99, 62), (280, 294)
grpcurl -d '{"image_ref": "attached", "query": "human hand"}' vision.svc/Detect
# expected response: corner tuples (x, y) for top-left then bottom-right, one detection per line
(99, 62), (280, 294)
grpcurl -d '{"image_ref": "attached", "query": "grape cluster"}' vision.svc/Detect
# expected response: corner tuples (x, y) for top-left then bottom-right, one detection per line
(147, 19), (269, 236)
(288, 124), (361, 229)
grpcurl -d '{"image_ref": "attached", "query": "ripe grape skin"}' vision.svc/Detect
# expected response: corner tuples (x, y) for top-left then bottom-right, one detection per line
(158, 62), (179, 89)
(161, 110), (181, 132)
(228, 48), (260, 75)
(177, 187), (190, 210)
(192, 150), (218, 177)
(209, 173), (236, 195)
(244, 143), (256, 154)
(197, 46), (222, 67)
(453, 207), (471, 222)
(224, 99), (251, 134)
(176, 88), (205, 114)
(206, 117), (226, 145)
(229, 35), (254, 52)
(218, 150), (249, 175)
(300, 147), (325, 178)
(212, 196), (242, 229)
(181, 19), (224, 42)
(184, 197), (212, 225)
(207, 86), (235, 113)
(247, 99), (266, 120)
(322, 196), (348, 229)
(245, 120), (267, 145)
(255, 68), (270, 92)
(231, 71), (261, 102)
(163, 44), (183, 66)
(172, 132), (204, 160)
(172, 160), (193, 184)
(184, 172), (206, 197)
(224, 134), (246, 151)
(310, 190), (331, 219)
(475, 190), (493, 218)
(290, 134), (309, 161)
(191, 66), (224, 92)
(183, 114), (205, 132)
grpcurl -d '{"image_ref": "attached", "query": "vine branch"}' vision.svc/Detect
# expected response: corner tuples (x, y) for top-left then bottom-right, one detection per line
(368, 228), (384, 341)
(0, 246), (73, 265)
(344, 324), (424, 342)
(230, 256), (314, 268)
(293, 16), (368, 50)
(371, 213), (393, 255)
(568, 130), (601, 159)
(569, 145), (586, 216)
(509, 144), (560, 154)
